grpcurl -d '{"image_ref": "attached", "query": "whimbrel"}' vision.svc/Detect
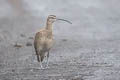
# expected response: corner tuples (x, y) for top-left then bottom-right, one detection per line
(34, 15), (72, 69)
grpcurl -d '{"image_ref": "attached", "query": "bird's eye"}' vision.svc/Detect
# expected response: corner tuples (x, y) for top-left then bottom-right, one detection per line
(51, 17), (56, 19)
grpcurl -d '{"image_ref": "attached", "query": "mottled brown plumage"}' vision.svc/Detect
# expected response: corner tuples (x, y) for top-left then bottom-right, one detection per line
(34, 28), (53, 61)
(34, 15), (72, 69)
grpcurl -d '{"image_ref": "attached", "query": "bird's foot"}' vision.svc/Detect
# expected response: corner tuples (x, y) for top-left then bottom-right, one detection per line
(45, 64), (50, 69)
(45, 66), (50, 69)
(39, 62), (45, 69)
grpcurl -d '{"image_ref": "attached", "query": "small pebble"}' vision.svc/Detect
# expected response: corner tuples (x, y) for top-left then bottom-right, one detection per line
(26, 42), (32, 46)
(14, 43), (22, 48)
(29, 37), (34, 39)
(12, 69), (15, 72)
(62, 39), (67, 42)
(20, 34), (26, 37)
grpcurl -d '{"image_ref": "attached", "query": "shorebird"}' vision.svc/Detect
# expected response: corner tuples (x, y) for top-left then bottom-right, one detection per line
(34, 15), (72, 69)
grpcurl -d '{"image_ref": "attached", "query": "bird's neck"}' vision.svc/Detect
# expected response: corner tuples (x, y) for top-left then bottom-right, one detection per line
(46, 21), (53, 31)
(45, 21), (53, 38)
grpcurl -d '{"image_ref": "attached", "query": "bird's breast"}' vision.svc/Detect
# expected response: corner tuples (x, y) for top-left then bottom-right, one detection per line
(41, 38), (54, 51)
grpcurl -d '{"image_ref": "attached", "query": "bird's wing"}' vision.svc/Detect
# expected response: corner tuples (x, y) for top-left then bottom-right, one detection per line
(34, 32), (43, 55)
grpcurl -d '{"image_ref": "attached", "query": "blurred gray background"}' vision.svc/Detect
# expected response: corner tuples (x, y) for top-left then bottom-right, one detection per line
(0, 0), (120, 80)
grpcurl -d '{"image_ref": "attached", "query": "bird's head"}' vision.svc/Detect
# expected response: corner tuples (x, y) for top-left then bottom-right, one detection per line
(47, 15), (57, 23)
(47, 15), (72, 24)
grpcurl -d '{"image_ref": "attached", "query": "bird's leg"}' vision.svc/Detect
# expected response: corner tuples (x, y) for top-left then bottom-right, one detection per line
(39, 56), (44, 69)
(46, 51), (49, 68)
(40, 62), (44, 69)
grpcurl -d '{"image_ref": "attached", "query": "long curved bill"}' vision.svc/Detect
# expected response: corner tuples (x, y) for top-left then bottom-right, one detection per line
(56, 18), (72, 24)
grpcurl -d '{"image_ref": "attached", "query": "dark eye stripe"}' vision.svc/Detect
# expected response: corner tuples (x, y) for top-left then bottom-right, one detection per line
(51, 17), (56, 19)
